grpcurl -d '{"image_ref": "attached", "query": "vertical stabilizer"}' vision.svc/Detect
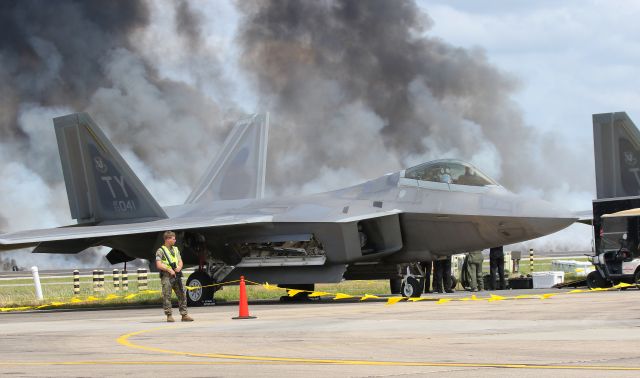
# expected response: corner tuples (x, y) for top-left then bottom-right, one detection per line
(54, 113), (167, 224)
(593, 112), (640, 199)
(185, 113), (269, 203)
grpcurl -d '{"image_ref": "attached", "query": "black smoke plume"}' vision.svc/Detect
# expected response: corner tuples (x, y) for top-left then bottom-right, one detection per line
(237, 0), (589, 198)
(0, 0), (237, 268)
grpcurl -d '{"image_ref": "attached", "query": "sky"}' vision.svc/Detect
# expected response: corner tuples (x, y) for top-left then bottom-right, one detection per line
(419, 0), (640, 251)
(2, 0), (638, 269)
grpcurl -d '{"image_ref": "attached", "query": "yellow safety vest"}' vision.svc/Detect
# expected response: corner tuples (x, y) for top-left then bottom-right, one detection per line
(160, 245), (180, 268)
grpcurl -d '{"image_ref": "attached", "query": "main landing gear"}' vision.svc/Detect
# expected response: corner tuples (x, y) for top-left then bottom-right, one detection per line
(186, 271), (215, 307)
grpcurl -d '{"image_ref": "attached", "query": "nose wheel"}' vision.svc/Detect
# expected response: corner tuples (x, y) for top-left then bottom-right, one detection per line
(401, 276), (423, 298)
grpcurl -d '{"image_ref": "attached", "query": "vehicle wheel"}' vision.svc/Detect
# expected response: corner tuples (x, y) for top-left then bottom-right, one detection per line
(186, 271), (214, 307)
(401, 276), (423, 298)
(586, 271), (609, 289)
(635, 269), (640, 289)
(390, 278), (402, 294)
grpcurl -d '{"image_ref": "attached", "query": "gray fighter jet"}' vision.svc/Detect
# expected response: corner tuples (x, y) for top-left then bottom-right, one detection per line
(0, 113), (575, 302)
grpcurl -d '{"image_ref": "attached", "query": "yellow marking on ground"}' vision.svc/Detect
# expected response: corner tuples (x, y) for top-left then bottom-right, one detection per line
(0, 360), (285, 366)
(116, 326), (640, 370)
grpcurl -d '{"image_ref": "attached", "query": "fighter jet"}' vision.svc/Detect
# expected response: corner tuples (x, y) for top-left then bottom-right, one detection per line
(0, 113), (575, 303)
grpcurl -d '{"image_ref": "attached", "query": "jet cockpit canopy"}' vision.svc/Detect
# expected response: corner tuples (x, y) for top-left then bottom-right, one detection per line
(404, 159), (498, 187)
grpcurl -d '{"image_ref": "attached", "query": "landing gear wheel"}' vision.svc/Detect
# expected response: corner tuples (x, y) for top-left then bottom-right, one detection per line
(586, 271), (610, 289)
(186, 271), (214, 307)
(401, 276), (423, 298)
(390, 278), (402, 295)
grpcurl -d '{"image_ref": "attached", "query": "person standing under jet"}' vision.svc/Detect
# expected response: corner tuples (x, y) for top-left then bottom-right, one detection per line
(156, 231), (194, 322)
(466, 250), (484, 292)
(433, 256), (454, 293)
(489, 246), (506, 290)
(421, 261), (433, 293)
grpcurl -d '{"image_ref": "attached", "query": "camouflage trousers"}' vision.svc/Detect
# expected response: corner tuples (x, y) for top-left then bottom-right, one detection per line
(466, 261), (484, 291)
(160, 273), (188, 316)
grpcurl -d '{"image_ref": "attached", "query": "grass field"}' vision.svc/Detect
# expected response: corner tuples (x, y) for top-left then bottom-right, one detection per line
(0, 273), (393, 310)
(0, 257), (591, 311)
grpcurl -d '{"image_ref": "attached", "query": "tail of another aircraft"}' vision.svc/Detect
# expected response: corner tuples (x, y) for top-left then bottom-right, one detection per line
(593, 112), (640, 199)
(185, 113), (269, 204)
(54, 113), (167, 224)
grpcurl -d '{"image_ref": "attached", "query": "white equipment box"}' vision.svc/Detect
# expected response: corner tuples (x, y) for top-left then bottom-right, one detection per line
(531, 271), (565, 288)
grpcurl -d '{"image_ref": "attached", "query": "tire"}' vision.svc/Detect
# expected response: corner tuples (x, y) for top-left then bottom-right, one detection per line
(401, 276), (423, 298)
(586, 271), (610, 289)
(390, 278), (402, 294)
(186, 271), (214, 307)
(635, 269), (640, 289)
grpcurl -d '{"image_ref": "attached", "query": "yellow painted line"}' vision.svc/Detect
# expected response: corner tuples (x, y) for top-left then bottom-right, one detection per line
(117, 326), (640, 370)
(0, 360), (285, 366)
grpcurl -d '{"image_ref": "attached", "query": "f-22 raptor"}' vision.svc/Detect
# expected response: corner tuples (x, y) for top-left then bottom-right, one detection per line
(0, 113), (576, 303)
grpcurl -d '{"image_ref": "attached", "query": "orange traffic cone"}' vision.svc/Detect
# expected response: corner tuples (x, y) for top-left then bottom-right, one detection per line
(232, 276), (256, 319)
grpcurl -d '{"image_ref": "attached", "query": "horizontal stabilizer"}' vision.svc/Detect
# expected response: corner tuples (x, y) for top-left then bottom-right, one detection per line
(186, 113), (269, 203)
(106, 249), (136, 264)
(54, 113), (167, 224)
(33, 238), (98, 254)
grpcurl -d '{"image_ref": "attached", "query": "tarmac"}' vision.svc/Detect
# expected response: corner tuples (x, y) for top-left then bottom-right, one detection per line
(1, 288), (640, 377)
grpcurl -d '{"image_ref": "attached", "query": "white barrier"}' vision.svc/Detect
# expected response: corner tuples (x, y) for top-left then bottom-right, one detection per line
(31, 266), (43, 300)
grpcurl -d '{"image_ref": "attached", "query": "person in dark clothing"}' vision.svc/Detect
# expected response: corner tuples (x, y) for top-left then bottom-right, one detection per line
(489, 246), (506, 290)
(433, 256), (454, 293)
(421, 261), (433, 293)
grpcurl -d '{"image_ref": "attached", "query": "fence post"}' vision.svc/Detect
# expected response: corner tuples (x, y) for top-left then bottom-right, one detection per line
(113, 269), (120, 291)
(137, 268), (148, 291)
(73, 270), (80, 295)
(93, 270), (99, 293)
(122, 269), (128, 291)
(31, 266), (43, 300)
(98, 270), (105, 293)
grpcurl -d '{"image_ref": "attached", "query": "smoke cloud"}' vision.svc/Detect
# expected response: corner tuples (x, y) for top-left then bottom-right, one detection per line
(236, 0), (591, 251)
(237, 0), (589, 195)
(0, 0), (238, 269)
(0, 1), (592, 270)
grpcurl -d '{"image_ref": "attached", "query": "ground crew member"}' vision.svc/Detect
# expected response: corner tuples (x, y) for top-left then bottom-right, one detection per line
(466, 250), (484, 292)
(421, 261), (433, 293)
(433, 256), (455, 293)
(489, 246), (506, 290)
(156, 231), (194, 322)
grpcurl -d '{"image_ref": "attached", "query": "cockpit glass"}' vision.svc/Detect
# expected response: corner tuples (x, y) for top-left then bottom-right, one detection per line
(404, 160), (498, 186)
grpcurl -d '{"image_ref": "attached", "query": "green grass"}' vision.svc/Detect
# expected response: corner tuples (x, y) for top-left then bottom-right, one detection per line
(0, 277), (163, 309)
(475, 256), (591, 276)
(0, 277), (393, 311)
(1, 258), (593, 311)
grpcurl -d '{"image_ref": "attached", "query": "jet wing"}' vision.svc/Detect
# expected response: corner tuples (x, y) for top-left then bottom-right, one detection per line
(0, 205), (402, 249)
(0, 213), (273, 246)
